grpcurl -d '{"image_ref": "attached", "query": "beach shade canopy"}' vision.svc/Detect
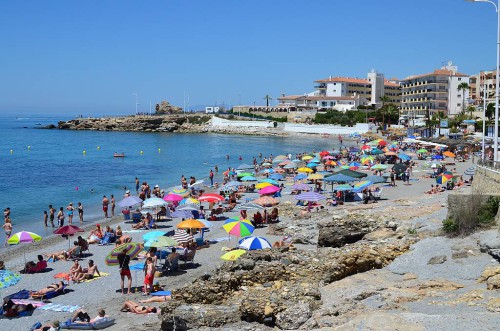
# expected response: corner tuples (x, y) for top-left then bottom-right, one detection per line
(308, 173), (324, 180)
(220, 249), (247, 261)
(223, 217), (255, 237)
(143, 197), (167, 208)
(252, 196), (279, 207)
(237, 172), (253, 178)
(364, 175), (388, 184)
(258, 185), (280, 195)
(53, 225), (84, 236)
(436, 173), (453, 184)
(306, 162), (319, 168)
(142, 231), (166, 242)
(371, 164), (388, 171)
(223, 181), (241, 188)
(324, 174), (357, 183)
(443, 151), (456, 158)
(198, 193), (225, 203)
(144, 236), (178, 248)
(117, 196), (143, 207)
(173, 229), (194, 244)
(295, 192), (326, 202)
(291, 183), (311, 191)
(238, 236), (272, 250)
(105, 242), (143, 266)
(294, 173), (308, 181)
(240, 176), (258, 182)
(7, 231), (42, 245)
(163, 193), (184, 202)
(352, 180), (373, 192)
(237, 164), (254, 170)
(236, 202), (264, 211)
(392, 163), (407, 175)
(333, 184), (353, 191)
(336, 169), (367, 178)
(177, 218), (206, 229)
(297, 167), (313, 173)
(0, 270), (21, 289)
(176, 204), (199, 211)
(171, 210), (194, 219)
(464, 166), (477, 176)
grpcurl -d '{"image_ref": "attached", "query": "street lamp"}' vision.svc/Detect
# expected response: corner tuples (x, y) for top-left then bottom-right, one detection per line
(467, 0), (500, 163)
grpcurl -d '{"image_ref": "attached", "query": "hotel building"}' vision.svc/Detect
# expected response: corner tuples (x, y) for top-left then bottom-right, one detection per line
(469, 69), (497, 106)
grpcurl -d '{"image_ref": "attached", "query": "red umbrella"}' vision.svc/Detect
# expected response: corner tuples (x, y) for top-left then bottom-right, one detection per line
(198, 193), (224, 203)
(319, 150), (330, 157)
(54, 225), (84, 236)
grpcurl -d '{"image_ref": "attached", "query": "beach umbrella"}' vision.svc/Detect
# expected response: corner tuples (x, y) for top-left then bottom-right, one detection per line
(297, 167), (313, 173)
(274, 168), (286, 174)
(223, 181), (241, 188)
(0, 270), (21, 289)
(371, 164), (387, 171)
(336, 169), (367, 178)
(143, 198), (167, 208)
(179, 198), (200, 205)
(392, 163), (407, 175)
(322, 155), (335, 160)
(464, 166), (477, 176)
(177, 218), (206, 229)
(237, 202), (264, 210)
(7, 231), (42, 245)
(262, 168), (274, 174)
(283, 163), (298, 169)
(223, 217), (255, 237)
(163, 193), (184, 202)
(171, 209), (194, 219)
(142, 231), (166, 242)
(237, 172), (253, 178)
(269, 173), (284, 181)
(144, 236), (178, 248)
(197, 219), (213, 228)
(349, 162), (361, 167)
(324, 174), (357, 183)
(255, 182), (272, 189)
(252, 196), (279, 207)
(431, 155), (444, 160)
(301, 155), (313, 161)
(370, 148), (384, 155)
(333, 184), (352, 191)
(240, 175), (258, 182)
(220, 249), (247, 261)
(262, 162), (273, 167)
(171, 187), (190, 197)
(262, 179), (279, 185)
(364, 175), (387, 184)
(436, 173), (453, 184)
(398, 153), (411, 161)
(176, 204), (199, 211)
(443, 151), (455, 158)
(238, 236), (272, 250)
(173, 229), (194, 244)
(198, 193), (224, 203)
(295, 192), (326, 202)
(308, 173), (324, 180)
(53, 225), (84, 236)
(258, 185), (280, 195)
(105, 242), (143, 266)
(417, 148), (428, 154)
(188, 180), (204, 188)
(237, 164), (254, 170)
(291, 183), (311, 191)
(384, 151), (397, 156)
(430, 162), (442, 169)
(294, 173), (308, 181)
(273, 155), (288, 162)
(352, 180), (373, 192)
(117, 196), (143, 207)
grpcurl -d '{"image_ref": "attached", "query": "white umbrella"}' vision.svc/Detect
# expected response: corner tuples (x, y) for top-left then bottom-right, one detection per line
(117, 196), (142, 207)
(143, 197), (167, 208)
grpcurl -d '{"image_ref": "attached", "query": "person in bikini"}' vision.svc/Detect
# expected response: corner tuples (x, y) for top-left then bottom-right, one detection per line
(74, 259), (101, 283)
(120, 300), (157, 314)
(139, 295), (171, 303)
(30, 281), (65, 297)
(69, 259), (82, 280)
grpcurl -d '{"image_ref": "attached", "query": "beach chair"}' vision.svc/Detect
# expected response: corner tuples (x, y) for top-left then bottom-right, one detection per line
(179, 250), (195, 269)
(373, 187), (384, 200)
(131, 212), (142, 223)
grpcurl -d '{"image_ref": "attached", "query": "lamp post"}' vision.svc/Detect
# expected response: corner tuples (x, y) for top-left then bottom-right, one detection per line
(483, 84), (488, 159)
(467, 0), (500, 163)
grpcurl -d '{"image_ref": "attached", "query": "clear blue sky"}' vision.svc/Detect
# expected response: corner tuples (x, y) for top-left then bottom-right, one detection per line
(0, 0), (497, 115)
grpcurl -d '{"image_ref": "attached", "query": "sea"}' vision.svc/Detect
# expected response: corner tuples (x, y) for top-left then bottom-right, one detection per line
(0, 115), (335, 239)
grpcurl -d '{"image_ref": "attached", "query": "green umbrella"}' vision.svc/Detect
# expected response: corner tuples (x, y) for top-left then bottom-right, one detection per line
(144, 236), (178, 248)
(237, 172), (253, 178)
(417, 149), (428, 154)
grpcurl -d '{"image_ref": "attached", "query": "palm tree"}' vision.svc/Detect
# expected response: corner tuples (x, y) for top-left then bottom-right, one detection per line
(378, 95), (391, 127)
(466, 105), (475, 120)
(486, 102), (495, 121)
(457, 82), (470, 115)
(385, 104), (398, 127)
(263, 95), (273, 107)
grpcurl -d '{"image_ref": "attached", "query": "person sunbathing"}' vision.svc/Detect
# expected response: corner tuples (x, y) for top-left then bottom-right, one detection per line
(44, 250), (69, 262)
(273, 235), (293, 248)
(23, 255), (47, 273)
(115, 234), (132, 245)
(33, 320), (60, 331)
(3, 299), (35, 317)
(132, 217), (147, 230)
(30, 281), (65, 296)
(120, 300), (157, 314)
(73, 259), (101, 283)
(71, 308), (107, 323)
(139, 295), (171, 303)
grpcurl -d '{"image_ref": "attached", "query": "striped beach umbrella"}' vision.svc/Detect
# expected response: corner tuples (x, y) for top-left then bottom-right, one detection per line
(171, 187), (190, 197)
(220, 249), (246, 261)
(238, 236), (272, 250)
(198, 193), (224, 203)
(223, 217), (254, 237)
(236, 202), (264, 211)
(464, 166), (477, 176)
(295, 192), (326, 202)
(436, 173), (453, 184)
(252, 196), (279, 207)
(105, 242), (143, 266)
(173, 229), (194, 244)
(291, 183), (311, 191)
(179, 198), (200, 205)
(7, 231), (42, 245)
(352, 180), (373, 192)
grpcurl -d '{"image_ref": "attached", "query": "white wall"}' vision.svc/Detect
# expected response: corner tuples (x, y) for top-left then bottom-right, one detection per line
(326, 82), (344, 97)
(448, 76), (470, 116)
(283, 123), (370, 134)
(211, 116), (273, 127)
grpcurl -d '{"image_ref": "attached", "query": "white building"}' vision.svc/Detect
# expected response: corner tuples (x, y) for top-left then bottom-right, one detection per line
(205, 106), (222, 113)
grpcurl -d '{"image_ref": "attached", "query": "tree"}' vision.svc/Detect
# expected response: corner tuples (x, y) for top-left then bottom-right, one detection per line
(384, 104), (398, 127)
(378, 95), (391, 127)
(434, 111), (446, 136)
(467, 105), (475, 120)
(457, 82), (470, 115)
(263, 95), (273, 107)
(486, 102), (495, 121)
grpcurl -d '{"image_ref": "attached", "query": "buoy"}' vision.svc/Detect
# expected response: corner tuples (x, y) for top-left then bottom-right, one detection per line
(76, 186), (79, 191)
(27, 146), (31, 150)
(158, 148), (161, 153)
(97, 146), (100, 150)
(140, 150), (144, 155)
(83, 150), (86, 155)
(10, 149), (13, 154)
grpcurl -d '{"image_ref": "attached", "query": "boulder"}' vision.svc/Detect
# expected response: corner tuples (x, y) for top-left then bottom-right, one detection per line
(486, 274), (500, 290)
(427, 255), (447, 265)
(317, 214), (379, 248)
(171, 304), (240, 329)
(275, 303), (312, 330)
(477, 266), (500, 283)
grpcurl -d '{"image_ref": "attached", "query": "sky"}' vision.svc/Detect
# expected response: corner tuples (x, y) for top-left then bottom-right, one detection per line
(0, 0), (498, 116)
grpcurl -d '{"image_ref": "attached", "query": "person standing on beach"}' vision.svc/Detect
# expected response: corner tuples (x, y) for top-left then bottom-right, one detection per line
(77, 202), (84, 223)
(57, 207), (65, 228)
(67, 202), (74, 224)
(117, 248), (132, 294)
(135, 177), (140, 194)
(4, 208), (10, 222)
(102, 196), (109, 218)
(209, 169), (214, 186)
(390, 170), (396, 187)
(3, 218), (12, 246)
(143, 257), (154, 295)
(49, 205), (55, 227)
(110, 195), (115, 217)
(43, 211), (48, 227)
(214, 165), (218, 173)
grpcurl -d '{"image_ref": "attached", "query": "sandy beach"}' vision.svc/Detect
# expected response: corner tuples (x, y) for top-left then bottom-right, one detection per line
(0, 151), (477, 331)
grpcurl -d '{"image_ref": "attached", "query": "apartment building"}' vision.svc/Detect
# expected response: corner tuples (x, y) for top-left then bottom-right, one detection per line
(469, 69), (497, 106)
(400, 62), (469, 118)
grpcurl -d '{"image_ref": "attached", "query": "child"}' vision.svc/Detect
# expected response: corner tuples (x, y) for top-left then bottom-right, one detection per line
(143, 257), (154, 295)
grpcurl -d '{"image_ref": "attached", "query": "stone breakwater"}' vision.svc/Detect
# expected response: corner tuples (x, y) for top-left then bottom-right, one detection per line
(53, 115), (289, 136)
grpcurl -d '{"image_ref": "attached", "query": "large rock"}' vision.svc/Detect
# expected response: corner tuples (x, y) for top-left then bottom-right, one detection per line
(167, 304), (240, 330)
(275, 303), (312, 330)
(317, 214), (379, 248)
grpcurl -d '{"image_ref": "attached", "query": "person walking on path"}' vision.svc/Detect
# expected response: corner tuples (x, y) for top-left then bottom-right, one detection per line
(49, 205), (55, 227)
(102, 196), (109, 218)
(110, 195), (115, 217)
(209, 169), (214, 186)
(117, 248), (132, 295)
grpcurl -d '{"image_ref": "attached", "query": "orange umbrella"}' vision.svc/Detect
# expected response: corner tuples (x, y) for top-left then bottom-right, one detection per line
(177, 219), (206, 229)
(384, 151), (397, 156)
(253, 196), (279, 207)
(443, 151), (455, 158)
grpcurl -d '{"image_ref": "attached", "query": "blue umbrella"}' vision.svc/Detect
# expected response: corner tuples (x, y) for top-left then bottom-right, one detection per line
(333, 184), (352, 191)
(294, 173), (308, 181)
(307, 162), (319, 168)
(324, 174), (357, 183)
(237, 164), (254, 170)
(263, 168), (275, 174)
(241, 176), (257, 181)
(171, 210), (193, 218)
(0, 270), (21, 289)
(349, 162), (361, 167)
(364, 175), (388, 184)
(262, 179), (278, 185)
(238, 236), (272, 250)
(432, 155), (444, 160)
(398, 153), (411, 161)
(142, 231), (166, 242)
(269, 173), (284, 180)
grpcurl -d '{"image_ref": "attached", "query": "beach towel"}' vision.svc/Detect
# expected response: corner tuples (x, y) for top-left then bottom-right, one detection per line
(54, 272), (71, 281)
(151, 290), (171, 296)
(12, 299), (46, 307)
(3, 289), (30, 300)
(123, 229), (146, 233)
(61, 317), (115, 329)
(38, 303), (81, 312)
(82, 272), (109, 283)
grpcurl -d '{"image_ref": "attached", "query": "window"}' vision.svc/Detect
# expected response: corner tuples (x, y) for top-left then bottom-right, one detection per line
(457, 103), (461, 107)
(458, 94), (461, 98)
(458, 78), (462, 81)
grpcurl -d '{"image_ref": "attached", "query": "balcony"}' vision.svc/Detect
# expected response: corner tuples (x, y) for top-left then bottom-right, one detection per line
(314, 85), (326, 89)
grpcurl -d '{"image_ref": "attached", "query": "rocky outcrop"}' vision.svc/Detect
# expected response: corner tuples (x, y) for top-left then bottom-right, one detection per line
(317, 213), (381, 248)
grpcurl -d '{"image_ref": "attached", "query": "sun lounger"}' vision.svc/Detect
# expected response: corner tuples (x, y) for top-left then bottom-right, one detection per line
(179, 250), (195, 268)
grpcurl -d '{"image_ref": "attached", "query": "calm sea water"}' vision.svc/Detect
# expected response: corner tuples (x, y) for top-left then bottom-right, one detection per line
(0, 116), (335, 237)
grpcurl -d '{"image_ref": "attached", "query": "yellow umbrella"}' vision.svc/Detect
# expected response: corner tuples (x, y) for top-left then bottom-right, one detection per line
(221, 249), (247, 261)
(297, 167), (313, 173)
(308, 173), (323, 180)
(255, 182), (273, 189)
(301, 155), (313, 161)
(177, 219), (206, 229)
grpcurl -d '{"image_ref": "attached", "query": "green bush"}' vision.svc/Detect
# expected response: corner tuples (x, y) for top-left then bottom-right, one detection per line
(442, 219), (458, 233)
(477, 196), (500, 224)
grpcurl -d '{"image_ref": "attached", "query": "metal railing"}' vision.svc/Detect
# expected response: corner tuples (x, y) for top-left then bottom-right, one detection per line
(477, 158), (500, 172)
